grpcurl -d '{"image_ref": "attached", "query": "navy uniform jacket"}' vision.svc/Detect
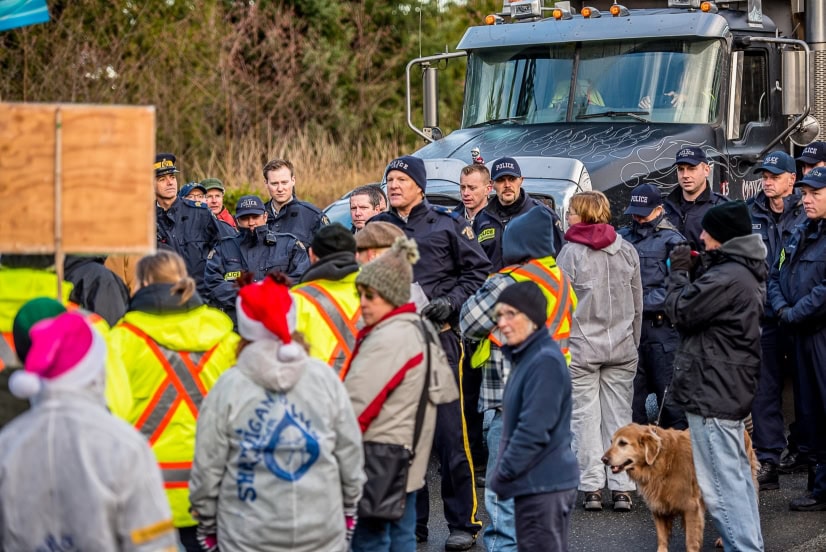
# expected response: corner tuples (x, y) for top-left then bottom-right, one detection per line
(663, 183), (728, 250)
(64, 256), (130, 326)
(768, 218), (826, 329)
(371, 201), (492, 324)
(265, 198), (329, 248)
(473, 191), (565, 271)
(748, 191), (806, 317)
(156, 198), (237, 295)
(205, 227), (310, 320)
(618, 215), (686, 314)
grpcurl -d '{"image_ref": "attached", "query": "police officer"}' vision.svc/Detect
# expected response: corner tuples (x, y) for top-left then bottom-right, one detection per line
(178, 181), (206, 201)
(797, 141), (826, 176)
(292, 223), (362, 373)
(663, 146), (728, 250)
(459, 163), (491, 224)
(747, 151), (806, 490)
(154, 153), (235, 296)
(371, 155), (491, 550)
(349, 184), (386, 232)
(474, 157), (564, 271)
(618, 184), (687, 430)
(263, 158), (329, 247)
(768, 167), (826, 511)
(204, 195), (309, 325)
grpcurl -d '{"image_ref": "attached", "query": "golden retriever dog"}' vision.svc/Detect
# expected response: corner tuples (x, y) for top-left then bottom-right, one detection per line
(601, 423), (759, 552)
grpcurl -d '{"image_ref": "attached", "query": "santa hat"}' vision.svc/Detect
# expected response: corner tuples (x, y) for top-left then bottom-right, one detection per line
(236, 275), (302, 362)
(9, 312), (106, 399)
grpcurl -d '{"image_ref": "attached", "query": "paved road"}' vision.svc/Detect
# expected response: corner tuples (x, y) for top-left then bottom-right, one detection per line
(418, 466), (826, 551)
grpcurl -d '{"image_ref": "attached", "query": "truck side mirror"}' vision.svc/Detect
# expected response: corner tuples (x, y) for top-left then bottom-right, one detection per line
(782, 49), (806, 116)
(423, 66), (443, 140)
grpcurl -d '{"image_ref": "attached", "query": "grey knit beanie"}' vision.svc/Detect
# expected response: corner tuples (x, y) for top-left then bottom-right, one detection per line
(356, 237), (420, 307)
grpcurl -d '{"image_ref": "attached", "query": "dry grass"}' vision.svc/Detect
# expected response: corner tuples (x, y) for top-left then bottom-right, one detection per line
(187, 128), (406, 209)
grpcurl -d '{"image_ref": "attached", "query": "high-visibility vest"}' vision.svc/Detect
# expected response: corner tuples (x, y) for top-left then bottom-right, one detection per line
(471, 256), (577, 367)
(0, 333), (16, 371)
(293, 274), (363, 371)
(117, 319), (229, 528)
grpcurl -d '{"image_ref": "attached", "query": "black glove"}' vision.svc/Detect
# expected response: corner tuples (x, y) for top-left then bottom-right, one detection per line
(668, 244), (693, 273)
(778, 307), (793, 325)
(422, 296), (453, 324)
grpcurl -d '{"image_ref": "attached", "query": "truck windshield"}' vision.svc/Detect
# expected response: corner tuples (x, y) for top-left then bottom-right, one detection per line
(462, 39), (724, 126)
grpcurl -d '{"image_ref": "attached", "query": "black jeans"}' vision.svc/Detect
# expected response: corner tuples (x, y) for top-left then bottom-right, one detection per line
(514, 489), (577, 552)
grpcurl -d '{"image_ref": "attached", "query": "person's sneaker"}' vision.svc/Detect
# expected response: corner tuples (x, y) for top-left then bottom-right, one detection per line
(757, 461), (779, 491)
(790, 492), (826, 512)
(444, 529), (477, 551)
(583, 491), (603, 511)
(778, 450), (809, 474)
(612, 490), (633, 512)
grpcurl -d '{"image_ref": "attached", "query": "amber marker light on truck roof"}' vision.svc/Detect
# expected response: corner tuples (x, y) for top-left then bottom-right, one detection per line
(609, 3), (629, 16)
(581, 7), (602, 17)
(552, 7), (572, 19)
(700, 1), (718, 12)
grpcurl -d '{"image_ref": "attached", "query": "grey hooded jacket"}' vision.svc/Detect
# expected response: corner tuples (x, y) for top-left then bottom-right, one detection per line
(557, 225), (643, 364)
(189, 340), (365, 552)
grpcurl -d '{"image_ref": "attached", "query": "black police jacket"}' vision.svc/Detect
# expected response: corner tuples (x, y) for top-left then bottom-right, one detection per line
(618, 215), (685, 314)
(371, 201), (492, 323)
(156, 198), (236, 295)
(665, 233), (767, 420)
(204, 227), (310, 316)
(473, 191), (565, 271)
(64, 256), (130, 326)
(768, 218), (826, 330)
(265, 198), (329, 248)
(662, 183), (728, 251)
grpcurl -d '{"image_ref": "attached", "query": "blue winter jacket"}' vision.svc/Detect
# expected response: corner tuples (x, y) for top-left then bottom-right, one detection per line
(768, 218), (826, 329)
(618, 215), (685, 314)
(488, 328), (579, 500)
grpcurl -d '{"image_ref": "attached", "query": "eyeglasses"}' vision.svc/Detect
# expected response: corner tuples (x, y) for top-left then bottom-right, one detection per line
(565, 210), (577, 217)
(494, 308), (521, 322)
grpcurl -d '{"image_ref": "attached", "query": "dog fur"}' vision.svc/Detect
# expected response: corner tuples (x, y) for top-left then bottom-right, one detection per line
(601, 423), (759, 552)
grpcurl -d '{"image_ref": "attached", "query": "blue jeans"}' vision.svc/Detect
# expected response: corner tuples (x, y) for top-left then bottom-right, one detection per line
(483, 409), (518, 552)
(352, 492), (418, 552)
(686, 412), (764, 551)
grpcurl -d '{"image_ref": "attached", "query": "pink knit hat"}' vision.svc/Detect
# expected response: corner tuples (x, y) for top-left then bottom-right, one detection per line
(9, 312), (106, 399)
(236, 275), (302, 362)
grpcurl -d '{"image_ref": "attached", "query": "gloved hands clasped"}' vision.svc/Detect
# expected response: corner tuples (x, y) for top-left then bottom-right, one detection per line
(421, 296), (454, 325)
(195, 517), (219, 552)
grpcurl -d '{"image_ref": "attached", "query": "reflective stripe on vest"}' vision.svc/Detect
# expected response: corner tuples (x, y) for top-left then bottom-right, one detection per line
(293, 283), (363, 371)
(120, 322), (216, 488)
(0, 333), (16, 371)
(490, 260), (573, 356)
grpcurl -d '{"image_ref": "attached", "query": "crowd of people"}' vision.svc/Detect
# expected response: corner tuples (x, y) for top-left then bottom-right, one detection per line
(1, 141), (826, 551)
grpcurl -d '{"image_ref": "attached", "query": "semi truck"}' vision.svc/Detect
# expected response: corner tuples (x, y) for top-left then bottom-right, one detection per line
(405, 0), (825, 218)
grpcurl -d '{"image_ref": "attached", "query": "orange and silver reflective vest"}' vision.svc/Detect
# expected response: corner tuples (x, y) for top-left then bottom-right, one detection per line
(471, 255), (577, 367)
(0, 268), (132, 418)
(293, 271), (363, 373)
(108, 306), (239, 528)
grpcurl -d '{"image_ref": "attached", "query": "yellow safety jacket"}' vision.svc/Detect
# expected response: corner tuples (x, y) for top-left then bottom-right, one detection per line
(293, 271), (363, 375)
(0, 268), (133, 419)
(108, 306), (239, 528)
(471, 256), (577, 367)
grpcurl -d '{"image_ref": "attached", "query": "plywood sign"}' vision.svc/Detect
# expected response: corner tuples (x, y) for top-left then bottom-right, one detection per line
(0, 102), (156, 254)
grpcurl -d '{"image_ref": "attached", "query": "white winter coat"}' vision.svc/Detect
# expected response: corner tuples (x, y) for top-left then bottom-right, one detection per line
(0, 388), (176, 551)
(189, 340), (365, 552)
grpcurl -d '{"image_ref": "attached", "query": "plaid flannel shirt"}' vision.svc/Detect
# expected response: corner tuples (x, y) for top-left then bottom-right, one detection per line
(460, 273), (515, 412)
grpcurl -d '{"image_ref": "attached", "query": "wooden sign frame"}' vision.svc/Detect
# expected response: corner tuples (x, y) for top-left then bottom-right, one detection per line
(0, 102), (156, 294)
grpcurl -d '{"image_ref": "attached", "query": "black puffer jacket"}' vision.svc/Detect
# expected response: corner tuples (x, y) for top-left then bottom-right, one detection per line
(664, 233), (767, 420)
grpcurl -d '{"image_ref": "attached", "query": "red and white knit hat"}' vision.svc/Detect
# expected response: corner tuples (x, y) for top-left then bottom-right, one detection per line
(236, 275), (302, 362)
(9, 312), (106, 399)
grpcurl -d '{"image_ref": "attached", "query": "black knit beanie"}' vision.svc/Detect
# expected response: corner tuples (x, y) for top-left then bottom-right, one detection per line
(497, 281), (547, 328)
(385, 156), (427, 192)
(311, 223), (356, 258)
(701, 201), (752, 244)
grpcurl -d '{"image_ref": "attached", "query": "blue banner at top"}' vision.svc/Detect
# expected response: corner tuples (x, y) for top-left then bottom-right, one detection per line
(0, 0), (49, 32)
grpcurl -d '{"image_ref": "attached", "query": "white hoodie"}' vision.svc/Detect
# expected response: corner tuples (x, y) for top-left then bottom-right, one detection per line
(189, 340), (365, 552)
